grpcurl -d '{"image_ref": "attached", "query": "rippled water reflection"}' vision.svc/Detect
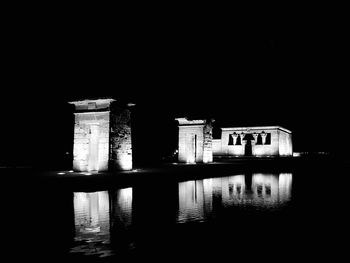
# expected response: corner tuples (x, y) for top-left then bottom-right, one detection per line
(70, 188), (133, 257)
(178, 173), (292, 222)
(68, 172), (292, 258)
(71, 191), (112, 257)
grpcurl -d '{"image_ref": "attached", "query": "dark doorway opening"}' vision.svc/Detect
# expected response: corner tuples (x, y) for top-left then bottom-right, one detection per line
(243, 133), (254, 156)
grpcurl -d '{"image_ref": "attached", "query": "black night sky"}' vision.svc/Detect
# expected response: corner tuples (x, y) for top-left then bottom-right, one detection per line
(2, 12), (348, 168)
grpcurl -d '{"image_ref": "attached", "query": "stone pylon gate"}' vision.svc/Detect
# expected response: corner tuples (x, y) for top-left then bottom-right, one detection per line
(175, 117), (214, 163)
(69, 98), (134, 172)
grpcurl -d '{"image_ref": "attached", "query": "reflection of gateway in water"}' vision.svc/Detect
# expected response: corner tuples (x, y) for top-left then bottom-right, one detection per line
(178, 173), (292, 222)
(73, 191), (110, 236)
(72, 188), (133, 256)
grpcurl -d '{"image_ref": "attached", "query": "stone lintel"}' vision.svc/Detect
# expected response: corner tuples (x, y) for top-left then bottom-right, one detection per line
(176, 117), (214, 126)
(221, 126), (292, 134)
(69, 98), (116, 111)
(73, 109), (111, 115)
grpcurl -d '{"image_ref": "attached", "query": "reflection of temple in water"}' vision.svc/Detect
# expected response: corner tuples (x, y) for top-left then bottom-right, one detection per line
(110, 188), (133, 230)
(73, 191), (110, 239)
(178, 173), (292, 222)
(72, 188), (133, 256)
(251, 173), (292, 204)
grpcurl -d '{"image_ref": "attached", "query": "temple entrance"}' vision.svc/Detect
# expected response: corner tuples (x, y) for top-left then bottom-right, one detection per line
(186, 134), (198, 163)
(243, 134), (254, 156)
(88, 125), (100, 171)
(245, 140), (252, 156)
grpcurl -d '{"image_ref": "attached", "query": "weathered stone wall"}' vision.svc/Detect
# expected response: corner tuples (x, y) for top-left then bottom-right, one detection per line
(203, 123), (213, 163)
(73, 112), (110, 172)
(110, 108), (133, 170)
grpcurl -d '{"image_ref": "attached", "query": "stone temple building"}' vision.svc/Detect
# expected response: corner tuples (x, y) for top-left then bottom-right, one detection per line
(176, 117), (292, 163)
(69, 98), (134, 172)
(213, 126), (293, 158)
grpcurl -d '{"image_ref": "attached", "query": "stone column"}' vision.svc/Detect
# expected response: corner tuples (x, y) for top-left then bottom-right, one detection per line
(240, 133), (245, 142)
(250, 137), (256, 156)
(261, 132), (267, 145)
(232, 132), (238, 145)
(251, 139), (256, 146)
(252, 132), (258, 144)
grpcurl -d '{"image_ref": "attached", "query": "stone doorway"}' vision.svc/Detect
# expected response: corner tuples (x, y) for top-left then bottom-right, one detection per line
(243, 134), (254, 156)
(188, 134), (197, 163)
(87, 125), (100, 171)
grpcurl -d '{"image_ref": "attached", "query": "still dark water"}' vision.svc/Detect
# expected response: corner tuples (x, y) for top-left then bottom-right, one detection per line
(6, 163), (350, 261)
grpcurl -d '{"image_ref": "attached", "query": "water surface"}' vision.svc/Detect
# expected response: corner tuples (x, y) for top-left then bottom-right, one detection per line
(7, 165), (349, 261)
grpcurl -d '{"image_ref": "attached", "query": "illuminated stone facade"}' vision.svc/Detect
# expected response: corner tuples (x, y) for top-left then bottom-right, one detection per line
(69, 98), (133, 172)
(213, 126), (293, 157)
(176, 119), (292, 162)
(175, 118), (214, 163)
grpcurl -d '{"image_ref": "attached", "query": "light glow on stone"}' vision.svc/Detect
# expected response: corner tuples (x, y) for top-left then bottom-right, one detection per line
(186, 157), (196, 164)
(176, 117), (214, 164)
(115, 155), (133, 171)
(70, 98), (134, 172)
(213, 126), (293, 157)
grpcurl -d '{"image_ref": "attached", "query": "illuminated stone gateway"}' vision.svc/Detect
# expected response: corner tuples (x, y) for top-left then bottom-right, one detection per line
(176, 118), (292, 163)
(69, 98), (133, 172)
(175, 118), (214, 163)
